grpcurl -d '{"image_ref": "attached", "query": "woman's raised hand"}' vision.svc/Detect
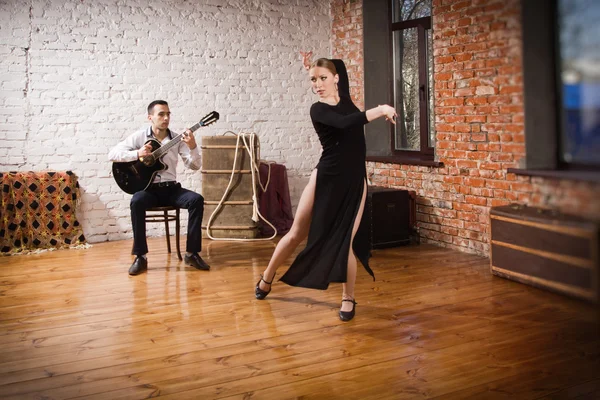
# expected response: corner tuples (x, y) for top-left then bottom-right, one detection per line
(300, 51), (313, 70)
(380, 104), (397, 124)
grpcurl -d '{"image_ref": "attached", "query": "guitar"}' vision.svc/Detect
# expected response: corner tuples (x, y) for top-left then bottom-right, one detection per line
(112, 111), (219, 194)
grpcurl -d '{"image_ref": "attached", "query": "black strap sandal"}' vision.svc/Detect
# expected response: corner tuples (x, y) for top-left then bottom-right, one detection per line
(255, 274), (273, 300)
(339, 299), (357, 322)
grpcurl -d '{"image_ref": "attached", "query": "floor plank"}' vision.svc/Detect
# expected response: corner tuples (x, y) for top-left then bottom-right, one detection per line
(0, 237), (598, 399)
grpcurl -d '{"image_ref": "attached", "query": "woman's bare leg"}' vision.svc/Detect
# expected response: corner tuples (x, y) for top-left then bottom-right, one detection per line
(341, 179), (367, 312)
(258, 169), (318, 292)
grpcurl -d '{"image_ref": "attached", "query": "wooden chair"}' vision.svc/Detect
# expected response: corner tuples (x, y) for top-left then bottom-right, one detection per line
(145, 206), (182, 260)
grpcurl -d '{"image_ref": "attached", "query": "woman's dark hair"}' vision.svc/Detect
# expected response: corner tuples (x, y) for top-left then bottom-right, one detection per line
(147, 100), (168, 115)
(310, 58), (337, 76)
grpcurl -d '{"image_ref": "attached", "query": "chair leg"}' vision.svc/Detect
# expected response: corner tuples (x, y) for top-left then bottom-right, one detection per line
(175, 208), (182, 260)
(164, 210), (172, 253)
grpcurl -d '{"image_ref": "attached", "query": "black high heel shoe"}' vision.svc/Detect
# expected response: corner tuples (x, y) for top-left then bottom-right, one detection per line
(255, 274), (273, 300)
(339, 299), (357, 321)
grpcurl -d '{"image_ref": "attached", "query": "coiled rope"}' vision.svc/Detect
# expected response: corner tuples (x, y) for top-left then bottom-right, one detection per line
(205, 131), (277, 241)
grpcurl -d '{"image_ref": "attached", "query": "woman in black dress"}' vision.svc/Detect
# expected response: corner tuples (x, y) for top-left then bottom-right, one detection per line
(255, 58), (397, 321)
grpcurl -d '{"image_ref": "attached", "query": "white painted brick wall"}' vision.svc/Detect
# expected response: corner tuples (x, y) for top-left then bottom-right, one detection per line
(1, 0), (332, 244)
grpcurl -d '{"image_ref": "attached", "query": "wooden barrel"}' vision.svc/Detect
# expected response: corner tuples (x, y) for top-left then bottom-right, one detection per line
(201, 135), (259, 239)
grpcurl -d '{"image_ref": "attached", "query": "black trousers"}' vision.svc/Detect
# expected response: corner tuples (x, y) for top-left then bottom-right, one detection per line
(130, 183), (204, 256)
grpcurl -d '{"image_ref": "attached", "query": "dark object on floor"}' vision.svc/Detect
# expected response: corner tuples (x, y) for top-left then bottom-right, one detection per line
(490, 203), (599, 303)
(364, 186), (415, 250)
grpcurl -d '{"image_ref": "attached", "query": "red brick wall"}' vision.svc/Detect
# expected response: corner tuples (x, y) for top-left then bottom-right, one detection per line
(331, 0), (365, 110)
(331, 0), (600, 257)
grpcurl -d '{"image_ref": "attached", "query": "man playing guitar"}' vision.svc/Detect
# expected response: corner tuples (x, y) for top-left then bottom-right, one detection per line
(108, 100), (211, 275)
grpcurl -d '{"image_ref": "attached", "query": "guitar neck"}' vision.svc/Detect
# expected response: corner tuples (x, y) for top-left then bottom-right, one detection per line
(153, 122), (202, 159)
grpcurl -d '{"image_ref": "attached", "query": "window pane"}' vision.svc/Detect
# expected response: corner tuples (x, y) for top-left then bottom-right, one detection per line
(392, 0), (431, 23)
(393, 28), (420, 151)
(558, 0), (600, 166)
(427, 28), (435, 147)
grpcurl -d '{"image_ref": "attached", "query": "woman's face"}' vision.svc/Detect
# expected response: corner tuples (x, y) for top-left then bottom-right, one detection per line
(309, 66), (339, 99)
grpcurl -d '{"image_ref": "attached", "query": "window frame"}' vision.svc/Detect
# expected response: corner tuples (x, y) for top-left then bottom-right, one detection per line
(390, 16), (434, 158)
(511, 0), (600, 182)
(363, 0), (441, 167)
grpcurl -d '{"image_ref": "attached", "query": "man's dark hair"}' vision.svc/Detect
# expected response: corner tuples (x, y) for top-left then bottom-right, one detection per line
(147, 100), (168, 115)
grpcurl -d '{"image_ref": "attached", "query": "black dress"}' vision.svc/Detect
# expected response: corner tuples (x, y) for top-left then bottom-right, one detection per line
(279, 60), (374, 290)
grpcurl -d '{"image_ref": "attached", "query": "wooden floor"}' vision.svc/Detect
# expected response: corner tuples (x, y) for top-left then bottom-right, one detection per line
(0, 237), (599, 399)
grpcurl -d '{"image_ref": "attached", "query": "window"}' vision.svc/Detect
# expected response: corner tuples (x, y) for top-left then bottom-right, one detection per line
(392, 2), (434, 155)
(516, 0), (600, 181)
(557, 0), (600, 168)
(363, 0), (439, 166)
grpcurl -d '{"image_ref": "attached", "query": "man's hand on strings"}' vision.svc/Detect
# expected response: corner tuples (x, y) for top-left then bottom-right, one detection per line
(138, 142), (153, 158)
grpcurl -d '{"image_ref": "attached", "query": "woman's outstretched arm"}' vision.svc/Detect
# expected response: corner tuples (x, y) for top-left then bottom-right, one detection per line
(311, 103), (397, 130)
(366, 104), (397, 124)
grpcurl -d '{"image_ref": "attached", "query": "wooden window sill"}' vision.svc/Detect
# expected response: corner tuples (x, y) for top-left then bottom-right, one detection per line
(508, 168), (600, 183)
(366, 155), (444, 168)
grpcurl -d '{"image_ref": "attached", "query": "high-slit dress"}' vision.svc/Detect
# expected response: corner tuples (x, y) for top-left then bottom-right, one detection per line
(279, 59), (374, 290)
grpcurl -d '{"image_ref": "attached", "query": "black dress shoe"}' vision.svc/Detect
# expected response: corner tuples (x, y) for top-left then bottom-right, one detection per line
(129, 256), (148, 276)
(184, 253), (210, 271)
(339, 299), (357, 322)
(255, 274), (273, 300)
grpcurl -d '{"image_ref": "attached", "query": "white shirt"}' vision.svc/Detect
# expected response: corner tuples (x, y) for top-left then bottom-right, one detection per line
(108, 125), (201, 183)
